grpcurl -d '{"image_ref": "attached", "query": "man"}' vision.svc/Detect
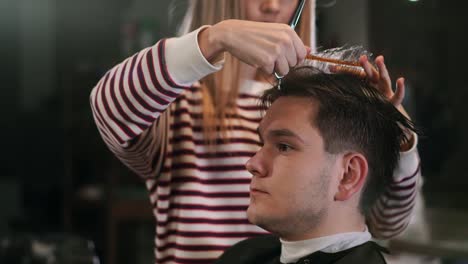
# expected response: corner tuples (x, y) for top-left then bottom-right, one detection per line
(215, 65), (418, 264)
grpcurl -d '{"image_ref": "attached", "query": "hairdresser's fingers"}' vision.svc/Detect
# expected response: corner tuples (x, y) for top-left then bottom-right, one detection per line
(393, 78), (413, 124)
(392, 77), (406, 106)
(278, 26), (303, 68)
(213, 20), (306, 72)
(359, 55), (379, 83)
(274, 56), (290, 76)
(284, 41), (298, 68)
(375, 56), (393, 96)
(259, 49), (276, 75)
(270, 26), (298, 73)
(290, 33), (307, 64)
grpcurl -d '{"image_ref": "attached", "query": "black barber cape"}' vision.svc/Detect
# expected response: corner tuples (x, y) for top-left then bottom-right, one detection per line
(214, 235), (387, 264)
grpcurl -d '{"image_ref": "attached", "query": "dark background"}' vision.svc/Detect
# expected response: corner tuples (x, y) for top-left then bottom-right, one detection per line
(1, 0), (467, 263)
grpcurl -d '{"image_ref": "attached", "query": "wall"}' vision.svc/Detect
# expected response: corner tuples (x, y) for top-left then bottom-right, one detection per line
(317, 0), (369, 49)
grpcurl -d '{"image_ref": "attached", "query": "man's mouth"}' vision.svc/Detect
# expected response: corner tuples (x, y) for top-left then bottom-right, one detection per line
(250, 187), (268, 194)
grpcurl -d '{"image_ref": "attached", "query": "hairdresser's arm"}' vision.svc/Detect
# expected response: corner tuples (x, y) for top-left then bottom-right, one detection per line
(359, 56), (421, 239)
(368, 137), (420, 239)
(198, 19), (307, 76)
(89, 27), (222, 178)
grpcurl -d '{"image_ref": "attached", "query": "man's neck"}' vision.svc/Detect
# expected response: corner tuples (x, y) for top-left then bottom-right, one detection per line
(281, 209), (366, 242)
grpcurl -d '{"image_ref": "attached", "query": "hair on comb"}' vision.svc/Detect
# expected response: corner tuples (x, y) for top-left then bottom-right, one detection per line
(302, 46), (374, 77)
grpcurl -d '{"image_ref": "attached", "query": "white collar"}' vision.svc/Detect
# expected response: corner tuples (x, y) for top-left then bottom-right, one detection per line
(279, 226), (371, 263)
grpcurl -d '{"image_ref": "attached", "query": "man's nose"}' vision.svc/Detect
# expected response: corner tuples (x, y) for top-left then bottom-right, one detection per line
(245, 151), (268, 178)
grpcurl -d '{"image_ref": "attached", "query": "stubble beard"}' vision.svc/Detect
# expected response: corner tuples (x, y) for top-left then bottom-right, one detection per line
(247, 167), (332, 238)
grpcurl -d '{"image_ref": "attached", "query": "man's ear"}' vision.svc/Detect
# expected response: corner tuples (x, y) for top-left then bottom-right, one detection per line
(334, 152), (368, 201)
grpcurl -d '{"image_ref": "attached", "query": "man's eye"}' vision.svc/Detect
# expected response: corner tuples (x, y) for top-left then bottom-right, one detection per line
(277, 143), (292, 152)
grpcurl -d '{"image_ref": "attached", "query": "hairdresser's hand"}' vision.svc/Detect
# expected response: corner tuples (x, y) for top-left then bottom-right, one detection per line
(331, 55), (405, 109)
(360, 55), (415, 151)
(199, 19), (307, 76)
(359, 55), (406, 108)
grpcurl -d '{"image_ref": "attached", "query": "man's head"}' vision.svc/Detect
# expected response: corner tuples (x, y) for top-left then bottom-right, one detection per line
(246, 66), (416, 240)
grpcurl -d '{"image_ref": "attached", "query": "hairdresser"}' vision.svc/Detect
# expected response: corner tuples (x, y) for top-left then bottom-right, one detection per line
(90, 0), (420, 263)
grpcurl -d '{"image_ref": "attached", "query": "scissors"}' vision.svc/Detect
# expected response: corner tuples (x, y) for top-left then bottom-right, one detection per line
(275, 0), (308, 89)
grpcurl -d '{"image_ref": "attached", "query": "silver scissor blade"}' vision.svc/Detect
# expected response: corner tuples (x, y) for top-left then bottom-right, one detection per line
(289, 0), (307, 30)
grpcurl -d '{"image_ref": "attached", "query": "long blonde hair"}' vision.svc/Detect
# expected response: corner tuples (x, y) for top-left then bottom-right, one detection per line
(179, 0), (314, 143)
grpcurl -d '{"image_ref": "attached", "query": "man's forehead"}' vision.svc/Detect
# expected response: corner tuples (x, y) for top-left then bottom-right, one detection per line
(258, 97), (318, 138)
(262, 97), (316, 124)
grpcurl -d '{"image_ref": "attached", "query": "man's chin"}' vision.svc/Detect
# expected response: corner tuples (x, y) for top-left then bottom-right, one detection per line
(246, 205), (256, 224)
(247, 205), (275, 232)
(248, 214), (283, 235)
(246, 205), (263, 225)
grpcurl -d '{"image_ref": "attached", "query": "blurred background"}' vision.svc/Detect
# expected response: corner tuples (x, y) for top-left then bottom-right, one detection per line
(1, 0), (467, 263)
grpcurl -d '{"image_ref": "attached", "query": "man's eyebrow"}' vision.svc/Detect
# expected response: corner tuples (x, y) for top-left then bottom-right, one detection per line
(268, 129), (305, 143)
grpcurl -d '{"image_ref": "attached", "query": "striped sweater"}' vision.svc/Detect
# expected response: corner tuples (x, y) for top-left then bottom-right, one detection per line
(90, 28), (421, 264)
